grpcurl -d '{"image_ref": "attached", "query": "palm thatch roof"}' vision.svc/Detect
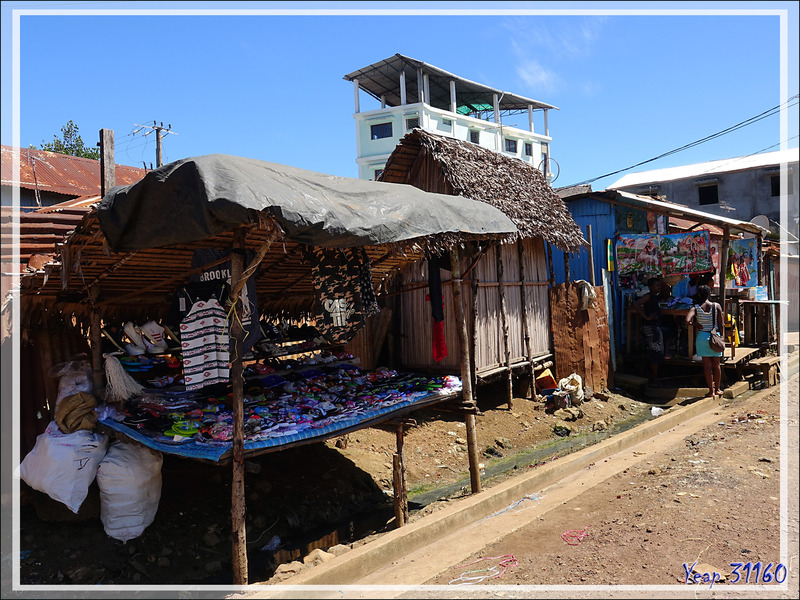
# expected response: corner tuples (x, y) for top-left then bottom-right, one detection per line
(379, 129), (586, 253)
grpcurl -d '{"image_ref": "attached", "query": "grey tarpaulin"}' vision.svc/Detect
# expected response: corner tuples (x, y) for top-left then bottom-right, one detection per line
(97, 154), (518, 252)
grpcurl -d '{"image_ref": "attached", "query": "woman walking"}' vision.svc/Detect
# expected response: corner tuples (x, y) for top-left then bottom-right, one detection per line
(686, 285), (725, 397)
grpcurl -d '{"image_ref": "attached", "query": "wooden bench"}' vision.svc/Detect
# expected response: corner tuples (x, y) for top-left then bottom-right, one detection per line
(748, 355), (781, 387)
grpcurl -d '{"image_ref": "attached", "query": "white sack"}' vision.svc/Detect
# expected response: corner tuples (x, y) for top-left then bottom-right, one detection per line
(97, 441), (163, 542)
(558, 373), (585, 406)
(49, 360), (94, 412)
(19, 421), (108, 514)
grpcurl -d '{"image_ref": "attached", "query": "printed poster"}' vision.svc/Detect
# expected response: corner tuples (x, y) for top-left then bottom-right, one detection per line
(615, 233), (661, 276)
(729, 238), (758, 288)
(659, 230), (712, 276)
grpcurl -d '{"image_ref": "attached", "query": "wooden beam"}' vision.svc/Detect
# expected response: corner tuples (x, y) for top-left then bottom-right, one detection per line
(393, 423), (408, 526)
(517, 240), (536, 398)
(230, 229), (248, 586)
(586, 225), (596, 286)
(471, 275), (479, 394)
(496, 244), (513, 410)
(449, 247), (481, 494)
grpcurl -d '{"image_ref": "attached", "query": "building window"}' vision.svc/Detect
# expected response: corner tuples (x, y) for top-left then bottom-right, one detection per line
(524, 142), (533, 156)
(504, 138), (517, 153)
(771, 175), (781, 196)
(698, 184), (719, 205)
(769, 174), (793, 196)
(374, 169), (384, 181)
(405, 117), (419, 131)
(442, 118), (452, 127)
(469, 130), (480, 144)
(371, 122), (393, 140)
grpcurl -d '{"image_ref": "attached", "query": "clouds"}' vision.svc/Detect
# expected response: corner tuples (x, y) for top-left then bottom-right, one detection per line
(505, 16), (608, 95)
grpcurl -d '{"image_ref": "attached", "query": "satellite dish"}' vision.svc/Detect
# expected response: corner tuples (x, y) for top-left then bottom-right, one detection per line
(742, 215), (771, 238)
(751, 215), (771, 229)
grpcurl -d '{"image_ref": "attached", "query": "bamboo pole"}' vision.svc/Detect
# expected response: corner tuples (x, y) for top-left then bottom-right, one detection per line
(517, 241), (535, 398)
(496, 244), (513, 409)
(229, 229), (248, 586)
(449, 247), (481, 494)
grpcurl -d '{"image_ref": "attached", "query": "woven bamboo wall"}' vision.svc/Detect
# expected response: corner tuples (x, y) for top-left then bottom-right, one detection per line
(397, 237), (550, 373)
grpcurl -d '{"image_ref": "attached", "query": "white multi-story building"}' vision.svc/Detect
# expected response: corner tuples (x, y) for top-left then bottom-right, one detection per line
(344, 54), (557, 182)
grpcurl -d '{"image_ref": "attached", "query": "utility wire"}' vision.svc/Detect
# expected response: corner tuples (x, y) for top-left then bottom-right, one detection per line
(568, 94), (800, 187)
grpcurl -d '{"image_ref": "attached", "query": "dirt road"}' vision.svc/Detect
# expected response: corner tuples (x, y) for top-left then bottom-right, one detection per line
(246, 371), (798, 599)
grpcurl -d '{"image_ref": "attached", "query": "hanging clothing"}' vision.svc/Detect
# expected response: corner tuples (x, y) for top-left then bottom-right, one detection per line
(427, 255), (448, 362)
(180, 298), (230, 391)
(190, 248), (262, 354)
(357, 248), (380, 317)
(308, 247), (366, 344)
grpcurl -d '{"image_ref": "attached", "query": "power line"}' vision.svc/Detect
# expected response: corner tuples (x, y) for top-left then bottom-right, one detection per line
(132, 121), (178, 167)
(567, 94), (800, 187)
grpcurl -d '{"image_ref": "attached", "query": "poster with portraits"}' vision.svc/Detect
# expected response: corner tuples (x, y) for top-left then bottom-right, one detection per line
(729, 238), (758, 288)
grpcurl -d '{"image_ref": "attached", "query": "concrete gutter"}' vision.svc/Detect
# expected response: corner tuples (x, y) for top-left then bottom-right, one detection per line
(242, 392), (728, 589)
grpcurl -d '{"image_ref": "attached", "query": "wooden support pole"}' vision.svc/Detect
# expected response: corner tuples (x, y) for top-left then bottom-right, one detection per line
(517, 241), (535, 399)
(471, 274), (479, 394)
(230, 229), (248, 586)
(586, 225), (596, 286)
(100, 128), (115, 196)
(757, 235), (764, 286)
(718, 226), (731, 364)
(547, 242), (555, 285)
(564, 251), (571, 284)
(496, 244), (513, 410)
(393, 423), (408, 526)
(449, 247), (481, 494)
(88, 287), (105, 398)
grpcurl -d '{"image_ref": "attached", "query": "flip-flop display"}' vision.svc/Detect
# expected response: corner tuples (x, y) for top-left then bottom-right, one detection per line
(111, 364), (461, 449)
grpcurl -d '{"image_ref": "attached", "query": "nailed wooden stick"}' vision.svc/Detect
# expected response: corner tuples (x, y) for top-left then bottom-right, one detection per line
(517, 240), (535, 399)
(496, 244), (513, 410)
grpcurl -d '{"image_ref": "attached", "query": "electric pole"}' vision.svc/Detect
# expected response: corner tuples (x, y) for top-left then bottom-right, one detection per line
(133, 121), (178, 167)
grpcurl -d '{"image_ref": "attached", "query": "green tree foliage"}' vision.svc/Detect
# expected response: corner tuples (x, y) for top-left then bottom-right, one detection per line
(38, 120), (99, 160)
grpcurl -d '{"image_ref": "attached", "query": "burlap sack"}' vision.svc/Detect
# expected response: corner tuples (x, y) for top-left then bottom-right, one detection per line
(55, 392), (98, 433)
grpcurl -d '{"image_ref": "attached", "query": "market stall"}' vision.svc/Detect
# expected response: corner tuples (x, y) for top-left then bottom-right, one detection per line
(17, 153), (518, 584)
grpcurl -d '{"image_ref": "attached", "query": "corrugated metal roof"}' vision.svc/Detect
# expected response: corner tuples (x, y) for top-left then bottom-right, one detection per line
(607, 148), (799, 189)
(344, 53), (557, 115)
(1, 145), (146, 198)
(2, 198), (94, 272)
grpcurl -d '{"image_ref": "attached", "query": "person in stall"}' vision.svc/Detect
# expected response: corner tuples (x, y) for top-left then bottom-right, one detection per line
(634, 277), (675, 386)
(685, 284), (725, 397)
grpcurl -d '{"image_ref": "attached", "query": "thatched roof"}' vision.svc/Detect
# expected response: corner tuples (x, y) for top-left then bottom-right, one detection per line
(379, 129), (586, 252)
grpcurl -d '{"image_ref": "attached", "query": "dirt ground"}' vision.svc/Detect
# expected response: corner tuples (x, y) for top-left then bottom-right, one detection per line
(417, 377), (793, 592)
(16, 377), (654, 587)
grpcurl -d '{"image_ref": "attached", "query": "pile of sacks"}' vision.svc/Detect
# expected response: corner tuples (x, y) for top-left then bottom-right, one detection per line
(19, 360), (163, 542)
(542, 372), (585, 413)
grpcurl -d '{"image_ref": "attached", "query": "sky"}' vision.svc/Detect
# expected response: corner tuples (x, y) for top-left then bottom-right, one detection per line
(2, 1), (799, 193)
